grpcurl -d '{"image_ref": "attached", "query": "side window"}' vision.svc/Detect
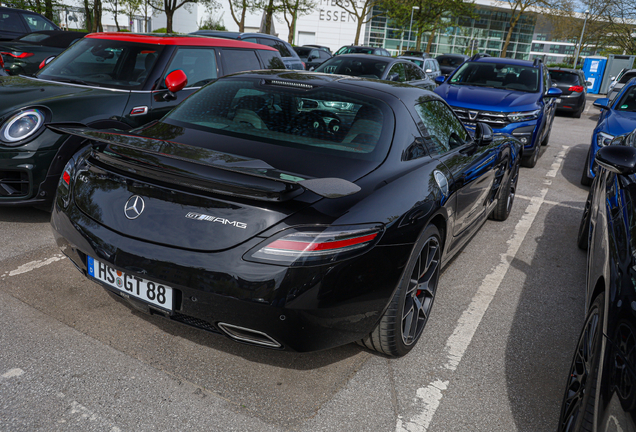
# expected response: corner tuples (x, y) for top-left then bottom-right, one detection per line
(0, 11), (26, 33)
(259, 38), (292, 57)
(22, 13), (56, 31)
(404, 63), (423, 81)
(221, 48), (261, 75)
(242, 37), (258, 44)
(388, 63), (406, 82)
(163, 48), (217, 88)
(309, 50), (319, 60)
(424, 60), (433, 72)
(415, 101), (469, 154)
(257, 50), (285, 69)
(319, 51), (330, 60)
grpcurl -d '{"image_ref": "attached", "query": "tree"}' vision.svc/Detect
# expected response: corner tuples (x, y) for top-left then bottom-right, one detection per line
(105, 0), (121, 30)
(381, 0), (475, 52)
(498, 0), (549, 57)
(334, 0), (381, 45)
(83, 0), (103, 32)
(227, 0), (257, 32)
(281, 0), (315, 42)
(149, 0), (218, 33)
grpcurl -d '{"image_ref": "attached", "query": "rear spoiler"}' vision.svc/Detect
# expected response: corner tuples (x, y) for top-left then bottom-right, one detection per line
(47, 125), (361, 200)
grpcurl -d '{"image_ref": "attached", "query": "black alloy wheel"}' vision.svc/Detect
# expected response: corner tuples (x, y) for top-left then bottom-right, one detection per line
(577, 189), (593, 250)
(491, 163), (518, 221)
(558, 292), (604, 432)
(359, 224), (441, 357)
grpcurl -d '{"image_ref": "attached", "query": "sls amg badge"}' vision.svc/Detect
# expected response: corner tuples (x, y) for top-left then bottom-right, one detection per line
(185, 212), (247, 229)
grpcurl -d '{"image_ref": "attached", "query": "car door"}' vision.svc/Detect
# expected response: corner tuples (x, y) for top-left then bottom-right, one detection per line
(413, 100), (498, 239)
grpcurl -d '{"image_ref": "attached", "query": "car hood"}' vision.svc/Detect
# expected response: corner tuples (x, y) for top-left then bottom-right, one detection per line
(0, 76), (129, 121)
(599, 110), (636, 136)
(434, 84), (540, 111)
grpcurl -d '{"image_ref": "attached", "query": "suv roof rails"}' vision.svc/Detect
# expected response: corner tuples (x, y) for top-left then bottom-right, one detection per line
(533, 57), (543, 67)
(469, 53), (491, 61)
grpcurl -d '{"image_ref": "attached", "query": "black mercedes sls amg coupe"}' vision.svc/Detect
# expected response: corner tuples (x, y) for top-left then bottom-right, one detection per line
(558, 138), (636, 430)
(50, 70), (521, 357)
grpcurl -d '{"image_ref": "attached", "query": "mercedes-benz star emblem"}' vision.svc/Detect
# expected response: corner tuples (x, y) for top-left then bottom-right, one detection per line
(124, 195), (145, 220)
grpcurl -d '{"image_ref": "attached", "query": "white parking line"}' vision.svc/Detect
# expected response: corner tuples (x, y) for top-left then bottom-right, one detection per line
(395, 147), (570, 432)
(1, 255), (64, 279)
(1, 368), (25, 378)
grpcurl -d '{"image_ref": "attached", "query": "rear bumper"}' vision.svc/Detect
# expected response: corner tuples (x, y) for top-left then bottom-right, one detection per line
(555, 92), (585, 111)
(51, 203), (412, 352)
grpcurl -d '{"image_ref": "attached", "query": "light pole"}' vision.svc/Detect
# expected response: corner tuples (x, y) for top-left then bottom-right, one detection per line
(573, 9), (589, 69)
(407, 6), (419, 52)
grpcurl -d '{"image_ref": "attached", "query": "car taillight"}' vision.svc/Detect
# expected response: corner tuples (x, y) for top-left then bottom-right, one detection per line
(1, 51), (34, 59)
(568, 85), (585, 92)
(245, 224), (384, 266)
(58, 159), (75, 208)
(0, 54), (4, 68)
(39, 59), (46, 69)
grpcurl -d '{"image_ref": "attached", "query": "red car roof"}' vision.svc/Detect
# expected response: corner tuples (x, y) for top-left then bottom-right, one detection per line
(86, 33), (277, 50)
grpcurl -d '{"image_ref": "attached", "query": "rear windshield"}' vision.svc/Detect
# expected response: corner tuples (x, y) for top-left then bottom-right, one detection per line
(294, 47), (312, 57)
(36, 38), (164, 90)
(166, 78), (393, 161)
(437, 56), (464, 67)
(315, 57), (389, 79)
(336, 46), (374, 55)
(449, 61), (540, 92)
(620, 72), (636, 84)
(549, 71), (580, 85)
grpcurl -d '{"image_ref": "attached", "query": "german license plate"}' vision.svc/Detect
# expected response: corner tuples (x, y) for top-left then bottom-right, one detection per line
(87, 256), (173, 311)
(556, 98), (561, 103)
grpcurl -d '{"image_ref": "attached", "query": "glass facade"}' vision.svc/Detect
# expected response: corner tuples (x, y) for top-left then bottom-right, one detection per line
(365, 5), (537, 60)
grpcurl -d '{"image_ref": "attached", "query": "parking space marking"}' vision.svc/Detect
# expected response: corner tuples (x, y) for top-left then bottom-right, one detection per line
(517, 195), (583, 211)
(1, 254), (64, 279)
(1, 368), (24, 379)
(395, 148), (569, 432)
(55, 391), (122, 431)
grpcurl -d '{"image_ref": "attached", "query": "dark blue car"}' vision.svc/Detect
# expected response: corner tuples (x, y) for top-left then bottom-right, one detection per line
(434, 56), (561, 168)
(581, 78), (636, 186)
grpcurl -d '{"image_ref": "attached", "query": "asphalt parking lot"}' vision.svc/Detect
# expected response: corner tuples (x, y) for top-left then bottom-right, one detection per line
(0, 102), (598, 431)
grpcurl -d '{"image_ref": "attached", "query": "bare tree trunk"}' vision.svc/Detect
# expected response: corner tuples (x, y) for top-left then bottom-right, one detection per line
(501, 10), (522, 58)
(426, 28), (437, 53)
(44, 0), (53, 20)
(84, 0), (94, 31)
(354, 18), (362, 45)
(113, 0), (120, 31)
(94, 0), (103, 32)
(415, 30), (423, 51)
(264, 0), (275, 34)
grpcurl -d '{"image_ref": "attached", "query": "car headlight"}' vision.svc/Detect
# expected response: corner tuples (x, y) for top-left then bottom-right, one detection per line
(507, 110), (540, 123)
(0, 109), (45, 144)
(596, 131), (614, 147)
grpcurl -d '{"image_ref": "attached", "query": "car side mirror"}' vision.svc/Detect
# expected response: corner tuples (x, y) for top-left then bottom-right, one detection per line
(163, 69), (187, 101)
(596, 145), (636, 175)
(475, 122), (493, 146)
(39, 55), (56, 69)
(593, 98), (610, 109)
(586, 81), (592, 86)
(434, 75), (445, 85)
(544, 87), (562, 98)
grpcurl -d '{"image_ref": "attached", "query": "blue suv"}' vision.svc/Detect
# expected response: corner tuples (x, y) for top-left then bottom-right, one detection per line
(434, 56), (562, 168)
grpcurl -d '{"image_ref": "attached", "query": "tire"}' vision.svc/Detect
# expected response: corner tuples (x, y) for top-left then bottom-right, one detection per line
(573, 102), (585, 118)
(359, 224), (442, 357)
(580, 149), (593, 186)
(577, 189), (593, 250)
(557, 292), (604, 432)
(521, 144), (540, 168)
(541, 121), (553, 146)
(491, 163), (519, 221)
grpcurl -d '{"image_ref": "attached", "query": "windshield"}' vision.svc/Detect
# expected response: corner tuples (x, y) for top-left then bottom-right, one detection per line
(449, 61), (540, 92)
(36, 38), (164, 90)
(615, 86), (636, 112)
(315, 57), (388, 79)
(403, 58), (424, 68)
(166, 78), (393, 161)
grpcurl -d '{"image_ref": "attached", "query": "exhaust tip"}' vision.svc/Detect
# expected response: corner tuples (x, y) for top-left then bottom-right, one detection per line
(218, 323), (282, 348)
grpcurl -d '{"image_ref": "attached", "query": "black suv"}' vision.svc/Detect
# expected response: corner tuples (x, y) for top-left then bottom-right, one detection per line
(548, 67), (589, 117)
(190, 30), (304, 70)
(0, 7), (60, 40)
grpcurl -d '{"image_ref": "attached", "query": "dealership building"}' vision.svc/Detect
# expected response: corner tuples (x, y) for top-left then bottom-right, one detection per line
(61, 0), (594, 62)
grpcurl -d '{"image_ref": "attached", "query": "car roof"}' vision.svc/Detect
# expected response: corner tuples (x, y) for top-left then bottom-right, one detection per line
(436, 54), (468, 58)
(86, 33), (277, 50)
(472, 56), (534, 67)
(327, 53), (395, 62)
(548, 67), (581, 73)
